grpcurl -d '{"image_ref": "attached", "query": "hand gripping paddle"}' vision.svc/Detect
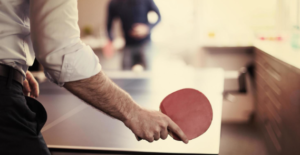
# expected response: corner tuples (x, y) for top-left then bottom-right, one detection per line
(160, 88), (213, 141)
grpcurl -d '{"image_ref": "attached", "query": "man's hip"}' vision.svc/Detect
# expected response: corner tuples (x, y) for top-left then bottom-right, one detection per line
(0, 68), (50, 155)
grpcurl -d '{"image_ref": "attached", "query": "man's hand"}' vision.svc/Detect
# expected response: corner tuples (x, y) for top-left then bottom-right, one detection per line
(130, 23), (149, 39)
(125, 108), (189, 143)
(23, 71), (39, 98)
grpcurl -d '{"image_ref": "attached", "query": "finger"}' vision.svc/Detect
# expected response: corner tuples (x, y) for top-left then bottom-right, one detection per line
(160, 128), (168, 140)
(144, 134), (154, 143)
(27, 73), (39, 97)
(23, 79), (31, 96)
(146, 137), (154, 143)
(154, 131), (160, 141)
(135, 135), (142, 141)
(26, 72), (39, 98)
(167, 119), (189, 144)
(29, 81), (39, 98)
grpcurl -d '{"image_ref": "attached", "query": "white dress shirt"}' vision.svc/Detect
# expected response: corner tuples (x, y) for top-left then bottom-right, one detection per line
(0, 0), (101, 86)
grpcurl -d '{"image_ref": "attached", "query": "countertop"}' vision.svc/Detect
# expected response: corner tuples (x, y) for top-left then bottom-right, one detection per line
(254, 40), (300, 70)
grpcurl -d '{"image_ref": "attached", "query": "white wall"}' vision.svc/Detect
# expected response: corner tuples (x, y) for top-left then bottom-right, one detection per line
(78, 0), (109, 37)
(78, 0), (122, 39)
(77, 0), (278, 45)
(198, 0), (277, 46)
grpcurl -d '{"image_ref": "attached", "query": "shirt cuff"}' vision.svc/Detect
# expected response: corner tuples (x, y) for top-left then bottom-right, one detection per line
(45, 45), (101, 86)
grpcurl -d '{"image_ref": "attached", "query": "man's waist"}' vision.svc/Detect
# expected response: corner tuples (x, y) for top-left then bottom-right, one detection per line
(125, 35), (151, 46)
(0, 64), (24, 85)
(0, 60), (27, 77)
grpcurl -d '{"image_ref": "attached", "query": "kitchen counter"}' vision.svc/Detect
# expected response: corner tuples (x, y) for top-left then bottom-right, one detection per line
(254, 40), (300, 70)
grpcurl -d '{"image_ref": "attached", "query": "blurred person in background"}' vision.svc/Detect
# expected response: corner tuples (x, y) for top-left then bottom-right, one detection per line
(104, 0), (161, 70)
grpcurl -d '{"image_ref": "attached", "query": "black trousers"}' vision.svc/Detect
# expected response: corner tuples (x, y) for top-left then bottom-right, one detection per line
(0, 75), (50, 155)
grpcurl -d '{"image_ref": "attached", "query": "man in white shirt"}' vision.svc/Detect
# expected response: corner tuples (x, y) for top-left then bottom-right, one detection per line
(0, 0), (188, 154)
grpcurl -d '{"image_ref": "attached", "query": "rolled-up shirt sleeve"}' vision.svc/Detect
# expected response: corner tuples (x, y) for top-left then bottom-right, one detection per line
(30, 0), (101, 86)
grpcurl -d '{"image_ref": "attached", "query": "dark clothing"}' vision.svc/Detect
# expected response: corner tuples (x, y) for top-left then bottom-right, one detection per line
(122, 41), (152, 70)
(0, 74), (50, 154)
(107, 0), (161, 46)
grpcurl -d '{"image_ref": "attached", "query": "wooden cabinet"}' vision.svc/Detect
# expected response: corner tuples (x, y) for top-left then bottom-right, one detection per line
(254, 48), (300, 155)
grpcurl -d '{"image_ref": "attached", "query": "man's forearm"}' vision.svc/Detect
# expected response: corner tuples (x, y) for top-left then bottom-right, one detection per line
(64, 70), (188, 143)
(64, 71), (140, 122)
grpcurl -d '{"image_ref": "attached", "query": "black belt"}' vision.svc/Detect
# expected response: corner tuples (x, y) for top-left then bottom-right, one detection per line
(0, 64), (24, 85)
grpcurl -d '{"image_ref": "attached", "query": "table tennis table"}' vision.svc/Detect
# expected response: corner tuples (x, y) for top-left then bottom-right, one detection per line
(38, 68), (224, 155)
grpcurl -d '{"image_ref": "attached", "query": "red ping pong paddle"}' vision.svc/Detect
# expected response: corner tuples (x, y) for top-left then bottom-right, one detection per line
(160, 88), (213, 141)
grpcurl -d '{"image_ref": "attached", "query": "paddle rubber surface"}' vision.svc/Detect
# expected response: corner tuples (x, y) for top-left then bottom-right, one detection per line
(160, 88), (213, 140)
